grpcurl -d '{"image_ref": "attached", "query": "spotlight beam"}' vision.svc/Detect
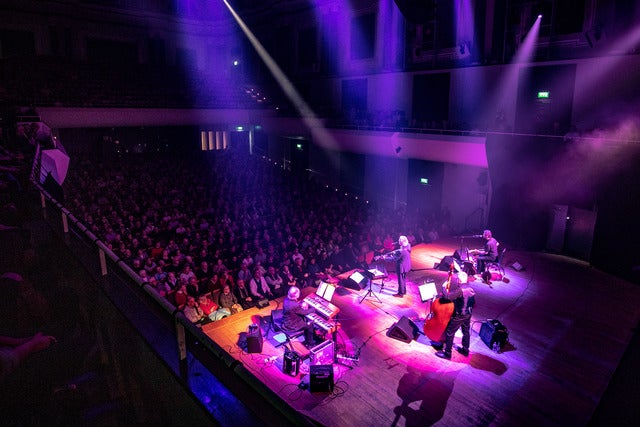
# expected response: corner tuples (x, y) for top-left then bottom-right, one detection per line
(221, 0), (338, 150)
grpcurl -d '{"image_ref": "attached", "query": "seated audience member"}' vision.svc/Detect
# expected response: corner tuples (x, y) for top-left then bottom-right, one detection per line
(186, 276), (200, 297)
(165, 271), (179, 293)
(148, 276), (171, 297)
(217, 284), (242, 314)
(217, 270), (235, 292)
(212, 258), (228, 275)
(264, 266), (284, 297)
(195, 261), (213, 290)
(197, 294), (218, 317)
(154, 265), (167, 283)
(179, 264), (196, 284)
(282, 286), (316, 347)
(281, 264), (297, 288)
(305, 257), (322, 287)
(290, 257), (307, 288)
(183, 296), (207, 324)
(249, 269), (273, 300)
(173, 282), (188, 309)
(234, 279), (254, 309)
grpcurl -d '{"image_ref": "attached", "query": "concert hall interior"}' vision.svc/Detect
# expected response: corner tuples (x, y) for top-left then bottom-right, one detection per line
(1, 1), (639, 426)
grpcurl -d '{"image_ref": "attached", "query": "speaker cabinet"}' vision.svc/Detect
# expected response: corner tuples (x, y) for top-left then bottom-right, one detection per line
(479, 319), (508, 351)
(246, 325), (263, 353)
(435, 256), (461, 272)
(386, 316), (419, 343)
(341, 270), (367, 290)
(309, 365), (334, 393)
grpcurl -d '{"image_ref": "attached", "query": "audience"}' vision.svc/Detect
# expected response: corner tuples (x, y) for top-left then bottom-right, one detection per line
(60, 150), (450, 318)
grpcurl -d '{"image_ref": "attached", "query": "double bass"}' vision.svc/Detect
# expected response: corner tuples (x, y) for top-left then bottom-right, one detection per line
(422, 263), (455, 342)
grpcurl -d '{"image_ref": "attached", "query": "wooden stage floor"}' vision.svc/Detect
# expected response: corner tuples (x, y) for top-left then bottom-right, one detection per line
(202, 239), (640, 426)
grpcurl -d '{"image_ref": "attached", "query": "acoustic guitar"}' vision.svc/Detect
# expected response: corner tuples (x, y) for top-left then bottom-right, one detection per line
(422, 263), (455, 342)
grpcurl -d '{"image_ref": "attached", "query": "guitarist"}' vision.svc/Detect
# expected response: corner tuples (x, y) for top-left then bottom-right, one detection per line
(434, 271), (476, 360)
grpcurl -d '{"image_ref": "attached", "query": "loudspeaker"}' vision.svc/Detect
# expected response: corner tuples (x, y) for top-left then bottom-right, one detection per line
(341, 270), (367, 290)
(479, 319), (508, 351)
(386, 316), (420, 343)
(257, 298), (270, 308)
(309, 365), (334, 393)
(283, 350), (300, 376)
(246, 325), (263, 353)
(435, 256), (460, 272)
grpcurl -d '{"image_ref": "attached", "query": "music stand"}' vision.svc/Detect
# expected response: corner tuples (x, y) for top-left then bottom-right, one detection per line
(358, 270), (381, 304)
(367, 264), (388, 293)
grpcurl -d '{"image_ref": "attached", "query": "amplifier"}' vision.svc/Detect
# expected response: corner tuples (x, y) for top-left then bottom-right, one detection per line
(309, 365), (334, 393)
(479, 319), (508, 352)
(246, 324), (263, 354)
(283, 350), (300, 376)
(309, 339), (334, 366)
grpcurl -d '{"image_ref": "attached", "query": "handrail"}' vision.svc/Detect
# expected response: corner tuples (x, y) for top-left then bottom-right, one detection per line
(32, 179), (313, 426)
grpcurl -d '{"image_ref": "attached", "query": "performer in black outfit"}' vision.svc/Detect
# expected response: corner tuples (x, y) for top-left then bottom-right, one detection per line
(393, 235), (412, 298)
(282, 286), (316, 346)
(435, 271), (476, 359)
(472, 229), (499, 280)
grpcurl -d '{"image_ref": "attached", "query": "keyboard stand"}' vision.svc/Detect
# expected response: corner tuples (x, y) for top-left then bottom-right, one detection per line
(330, 315), (353, 370)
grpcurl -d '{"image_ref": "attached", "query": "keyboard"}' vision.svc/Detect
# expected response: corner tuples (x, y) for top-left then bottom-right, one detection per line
(306, 312), (339, 333)
(303, 294), (340, 319)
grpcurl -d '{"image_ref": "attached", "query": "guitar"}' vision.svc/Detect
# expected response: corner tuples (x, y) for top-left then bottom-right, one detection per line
(422, 263), (455, 342)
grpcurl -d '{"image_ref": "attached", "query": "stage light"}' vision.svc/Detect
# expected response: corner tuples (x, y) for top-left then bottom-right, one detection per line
(538, 14), (542, 19)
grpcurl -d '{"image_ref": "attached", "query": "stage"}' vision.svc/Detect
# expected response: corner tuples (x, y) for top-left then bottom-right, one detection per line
(201, 239), (640, 426)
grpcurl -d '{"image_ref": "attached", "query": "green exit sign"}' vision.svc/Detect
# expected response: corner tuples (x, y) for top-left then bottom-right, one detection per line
(537, 91), (550, 99)
(420, 178), (429, 185)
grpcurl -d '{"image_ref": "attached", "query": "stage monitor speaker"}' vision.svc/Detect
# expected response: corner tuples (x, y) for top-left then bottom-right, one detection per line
(246, 325), (263, 353)
(257, 298), (270, 308)
(309, 365), (334, 393)
(342, 270), (368, 290)
(386, 316), (419, 343)
(479, 319), (508, 351)
(436, 256), (460, 271)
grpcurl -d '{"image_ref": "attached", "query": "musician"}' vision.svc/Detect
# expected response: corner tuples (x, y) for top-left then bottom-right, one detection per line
(393, 235), (412, 298)
(282, 286), (316, 346)
(472, 229), (499, 279)
(435, 271), (476, 360)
